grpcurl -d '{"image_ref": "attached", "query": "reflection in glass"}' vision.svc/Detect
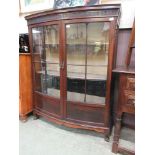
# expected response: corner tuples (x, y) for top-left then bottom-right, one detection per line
(67, 65), (85, 102)
(86, 22), (109, 104)
(67, 77), (85, 102)
(86, 79), (106, 104)
(32, 27), (44, 47)
(32, 27), (44, 62)
(32, 25), (59, 63)
(66, 22), (110, 104)
(32, 25), (60, 98)
(34, 62), (60, 98)
(87, 22), (109, 66)
(86, 66), (107, 80)
(67, 65), (85, 79)
(66, 23), (86, 102)
(45, 25), (59, 63)
(66, 23), (86, 65)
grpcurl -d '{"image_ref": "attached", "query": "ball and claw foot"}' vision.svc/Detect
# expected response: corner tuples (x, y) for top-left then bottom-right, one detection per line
(33, 114), (39, 120)
(20, 115), (28, 122)
(105, 135), (110, 142)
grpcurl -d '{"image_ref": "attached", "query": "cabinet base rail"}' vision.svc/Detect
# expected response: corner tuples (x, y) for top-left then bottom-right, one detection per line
(33, 109), (110, 135)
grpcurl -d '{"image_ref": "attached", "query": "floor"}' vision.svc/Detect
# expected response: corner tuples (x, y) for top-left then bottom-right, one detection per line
(19, 116), (134, 155)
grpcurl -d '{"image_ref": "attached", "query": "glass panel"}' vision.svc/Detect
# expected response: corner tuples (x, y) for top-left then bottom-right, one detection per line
(32, 25), (60, 98)
(66, 23), (86, 102)
(34, 62), (60, 98)
(87, 22), (109, 66)
(67, 65), (85, 102)
(66, 23), (86, 65)
(32, 27), (44, 62)
(67, 65), (85, 79)
(86, 66), (107, 104)
(45, 25), (59, 63)
(32, 25), (59, 62)
(67, 77), (85, 103)
(86, 22), (110, 104)
(87, 66), (107, 80)
(32, 27), (44, 47)
(66, 22), (110, 105)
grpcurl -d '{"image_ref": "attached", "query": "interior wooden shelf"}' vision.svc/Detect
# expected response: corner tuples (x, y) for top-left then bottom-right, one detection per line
(37, 70), (107, 80)
(46, 88), (105, 105)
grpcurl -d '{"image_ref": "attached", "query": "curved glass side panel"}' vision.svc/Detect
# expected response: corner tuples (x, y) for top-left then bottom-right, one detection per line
(32, 25), (60, 98)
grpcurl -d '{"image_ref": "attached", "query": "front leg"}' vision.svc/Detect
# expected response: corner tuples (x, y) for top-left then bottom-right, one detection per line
(104, 134), (110, 142)
(33, 112), (39, 120)
(112, 114), (122, 153)
(20, 114), (28, 122)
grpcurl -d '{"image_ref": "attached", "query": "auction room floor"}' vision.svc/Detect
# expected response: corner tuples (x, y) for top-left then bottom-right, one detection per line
(19, 116), (134, 155)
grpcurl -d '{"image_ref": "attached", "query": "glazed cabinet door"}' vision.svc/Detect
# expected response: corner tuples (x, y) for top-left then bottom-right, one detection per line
(63, 19), (112, 126)
(31, 23), (62, 118)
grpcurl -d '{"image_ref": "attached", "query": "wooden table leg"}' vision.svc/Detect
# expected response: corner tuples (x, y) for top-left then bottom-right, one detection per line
(112, 114), (122, 153)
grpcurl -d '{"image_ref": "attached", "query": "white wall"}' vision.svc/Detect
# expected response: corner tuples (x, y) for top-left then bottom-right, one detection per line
(100, 0), (135, 28)
(19, 15), (29, 34)
(19, 0), (135, 34)
(116, 0), (135, 28)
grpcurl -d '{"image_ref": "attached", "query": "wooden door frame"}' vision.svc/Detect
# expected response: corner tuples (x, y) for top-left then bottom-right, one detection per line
(28, 20), (64, 118)
(61, 17), (118, 127)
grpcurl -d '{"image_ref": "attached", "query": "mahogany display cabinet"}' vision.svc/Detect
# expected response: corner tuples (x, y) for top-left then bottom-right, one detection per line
(25, 4), (121, 139)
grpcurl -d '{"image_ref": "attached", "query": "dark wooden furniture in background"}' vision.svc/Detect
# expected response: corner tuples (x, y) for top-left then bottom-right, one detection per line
(112, 21), (135, 154)
(25, 4), (121, 140)
(113, 28), (135, 129)
(125, 20), (135, 67)
(19, 53), (33, 121)
(112, 68), (135, 155)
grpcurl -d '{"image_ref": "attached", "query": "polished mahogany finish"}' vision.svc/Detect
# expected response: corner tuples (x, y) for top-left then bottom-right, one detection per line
(19, 53), (33, 121)
(25, 4), (121, 139)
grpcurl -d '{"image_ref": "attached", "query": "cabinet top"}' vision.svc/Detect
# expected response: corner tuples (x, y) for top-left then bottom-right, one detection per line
(25, 4), (121, 19)
(25, 4), (121, 26)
